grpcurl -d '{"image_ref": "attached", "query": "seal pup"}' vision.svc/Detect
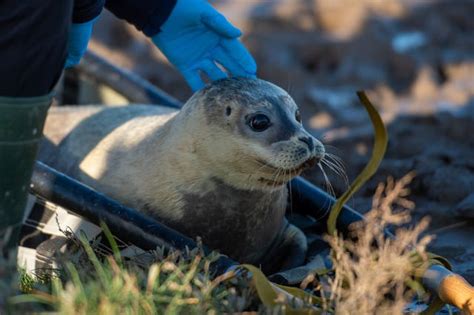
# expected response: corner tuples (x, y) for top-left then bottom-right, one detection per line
(39, 78), (325, 272)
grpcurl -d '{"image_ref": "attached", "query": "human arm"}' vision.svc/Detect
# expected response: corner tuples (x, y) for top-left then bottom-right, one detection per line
(105, 0), (256, 91)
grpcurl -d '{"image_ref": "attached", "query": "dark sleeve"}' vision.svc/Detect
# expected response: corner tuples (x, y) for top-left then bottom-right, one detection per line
(104, 0), (177, 37)
(0, 0), (73, 96)
(73, 0), (105, 23)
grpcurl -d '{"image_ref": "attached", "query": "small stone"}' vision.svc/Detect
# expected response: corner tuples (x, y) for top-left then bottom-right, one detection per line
(453, 193), (474, 219)
(426, 167), (473, 203)
(392, 31), (427, 53)
(309, 112), (333, 130)
(410, 66), (439, 102)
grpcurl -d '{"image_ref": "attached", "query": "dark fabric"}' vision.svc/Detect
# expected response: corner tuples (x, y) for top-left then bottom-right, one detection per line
(73, 0), (105, 23)
(0, 0), (73, 97)
(105, 0), (177, 37)
(0, 0), (176, 97)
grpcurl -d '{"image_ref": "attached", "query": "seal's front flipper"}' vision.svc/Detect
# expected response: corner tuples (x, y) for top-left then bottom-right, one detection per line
(278, 223), (308, 271)
(260, 220), (307, 275)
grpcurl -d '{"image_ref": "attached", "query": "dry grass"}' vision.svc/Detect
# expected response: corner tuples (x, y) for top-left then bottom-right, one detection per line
(318, 173), (433, 314)
(7, 234), (254, 315)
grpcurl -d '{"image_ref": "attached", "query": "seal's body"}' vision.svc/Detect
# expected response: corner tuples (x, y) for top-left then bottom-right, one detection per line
(39, 78), (324, 269)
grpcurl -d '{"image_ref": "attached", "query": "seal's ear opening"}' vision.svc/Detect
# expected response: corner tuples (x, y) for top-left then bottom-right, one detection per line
(226, 106), (232, 116)
(295, 109), (302, 123)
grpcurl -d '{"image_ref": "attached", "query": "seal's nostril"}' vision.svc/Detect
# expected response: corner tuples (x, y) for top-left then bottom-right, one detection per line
(298, 136), (314, 151)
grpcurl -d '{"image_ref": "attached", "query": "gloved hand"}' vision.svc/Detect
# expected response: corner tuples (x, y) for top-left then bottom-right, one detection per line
(152, 0), (257, 91)
(64, 17), (97, 68)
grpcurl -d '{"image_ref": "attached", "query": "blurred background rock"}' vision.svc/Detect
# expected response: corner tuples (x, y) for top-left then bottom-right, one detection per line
(89, 0), (474, 281)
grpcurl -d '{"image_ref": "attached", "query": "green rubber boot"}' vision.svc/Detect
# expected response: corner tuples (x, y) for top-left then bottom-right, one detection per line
(0, 94), (52, 258)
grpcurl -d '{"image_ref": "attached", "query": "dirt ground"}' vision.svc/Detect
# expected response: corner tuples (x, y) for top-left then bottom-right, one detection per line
(89, 0), (474, 283)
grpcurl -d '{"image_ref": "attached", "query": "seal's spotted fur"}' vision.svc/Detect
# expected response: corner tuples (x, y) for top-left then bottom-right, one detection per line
(39, 78), (324, 270)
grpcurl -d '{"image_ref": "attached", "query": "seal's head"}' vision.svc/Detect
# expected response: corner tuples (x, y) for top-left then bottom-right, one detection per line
(182, 78), (325, 190)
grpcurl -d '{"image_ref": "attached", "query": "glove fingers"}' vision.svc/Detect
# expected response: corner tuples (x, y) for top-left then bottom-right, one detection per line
(214, 41), (257, 78)
(221, 39), (257, 76)
(201, 60), (227, 81)
(201, 11), (241, 38)
(182, 69), (205, 92)
(213, 49), (247, 78)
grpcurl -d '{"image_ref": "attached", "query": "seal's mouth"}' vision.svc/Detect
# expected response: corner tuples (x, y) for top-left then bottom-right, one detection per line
(300, 157), (319, 170)
(257, 157), (320, 187)
(282, 156), (321, 173)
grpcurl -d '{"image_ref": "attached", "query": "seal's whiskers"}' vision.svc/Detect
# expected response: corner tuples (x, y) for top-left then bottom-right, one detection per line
(286, 169), (293, 215)
(243, 158), (278, 191)
(325, 153), (347, 174)
(315, 163), (335, 220)
(321, 158), (349, 189)
(318, 163), (335, 198)
(271, 168), (283, 190)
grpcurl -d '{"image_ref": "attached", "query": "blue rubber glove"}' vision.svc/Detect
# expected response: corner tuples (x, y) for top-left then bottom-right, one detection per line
(151, 0), (257, 91)
(65, 17), (98, 68)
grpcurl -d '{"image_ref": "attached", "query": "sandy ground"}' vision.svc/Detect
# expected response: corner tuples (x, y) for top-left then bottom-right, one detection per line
(88, 0), (474, 282)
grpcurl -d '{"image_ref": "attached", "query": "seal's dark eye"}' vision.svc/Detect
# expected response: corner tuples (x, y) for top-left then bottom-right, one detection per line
(295, 110), (302, 123)
(249, 114), (271, 132)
